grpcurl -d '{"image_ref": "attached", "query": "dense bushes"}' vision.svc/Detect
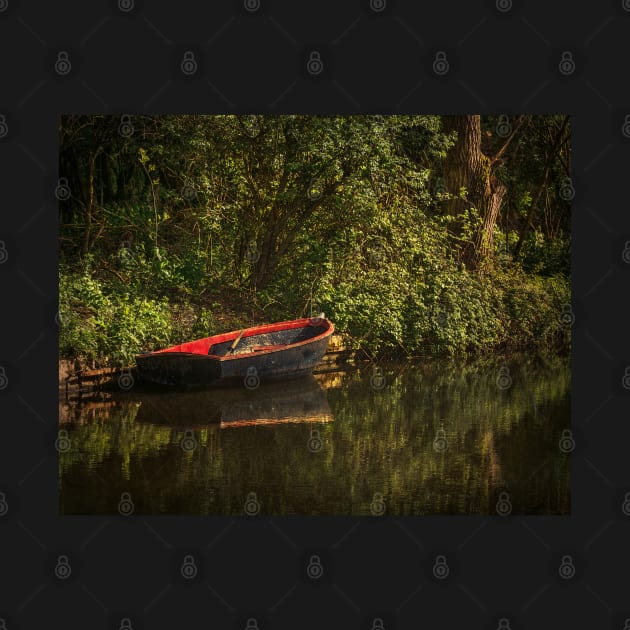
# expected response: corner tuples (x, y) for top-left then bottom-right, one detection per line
(59, 218), (570, 366)
(58, 115), (570, 367)
(59, 253), (569, 366)
(313, 222), (570, 358)
(59, 269), (173, 365)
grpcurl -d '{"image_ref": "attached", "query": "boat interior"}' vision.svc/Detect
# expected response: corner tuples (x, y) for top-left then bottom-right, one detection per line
(147, 319), (330, 358)
(209, 326), (323, 357)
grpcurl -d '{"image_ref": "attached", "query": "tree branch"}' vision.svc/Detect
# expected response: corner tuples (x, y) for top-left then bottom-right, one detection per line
(489, 115), (528, 166)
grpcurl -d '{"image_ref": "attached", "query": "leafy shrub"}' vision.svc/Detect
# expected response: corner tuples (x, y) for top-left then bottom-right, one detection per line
(312, 206), (570, 358)
(519, 231), (570, 276)
(492, 266), (570, 350)
(60, 271), (172, 365)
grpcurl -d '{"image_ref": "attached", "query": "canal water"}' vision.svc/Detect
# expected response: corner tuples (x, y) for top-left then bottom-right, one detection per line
(59, 353), (570, 516)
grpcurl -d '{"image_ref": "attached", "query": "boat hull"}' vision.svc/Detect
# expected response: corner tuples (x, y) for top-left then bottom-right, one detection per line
(135, 318), (333, 387)
(134, 352), (222, 387)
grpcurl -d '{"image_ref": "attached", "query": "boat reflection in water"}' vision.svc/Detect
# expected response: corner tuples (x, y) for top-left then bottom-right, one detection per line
(133, 374), (333, 428)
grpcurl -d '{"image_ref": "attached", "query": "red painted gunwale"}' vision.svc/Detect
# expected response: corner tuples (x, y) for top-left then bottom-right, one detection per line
(145, 318), (334, 362)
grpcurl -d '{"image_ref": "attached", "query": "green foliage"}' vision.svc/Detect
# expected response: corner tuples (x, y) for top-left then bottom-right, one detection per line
(58, 114), (571, 366)
(519, 231), (571, 276)
(190, 308), (216, 339)
(311, 199), (569, 356)
(493, 266), (570, 349)
(60, 270), (172, 365)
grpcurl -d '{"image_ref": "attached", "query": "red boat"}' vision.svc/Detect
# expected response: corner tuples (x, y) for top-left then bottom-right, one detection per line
(135, 316), (334, 387)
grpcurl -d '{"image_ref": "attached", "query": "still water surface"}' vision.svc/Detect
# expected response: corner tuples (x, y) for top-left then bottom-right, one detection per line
(59, 354), (570, 516)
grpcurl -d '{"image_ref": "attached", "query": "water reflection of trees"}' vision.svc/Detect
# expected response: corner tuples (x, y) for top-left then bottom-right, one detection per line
(59, 354), (570, 515)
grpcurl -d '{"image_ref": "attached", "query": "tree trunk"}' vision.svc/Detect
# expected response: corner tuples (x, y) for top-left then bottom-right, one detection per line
(82, 147), (103, 257)
(477, 178), (506, 261)
(442, 115), (509, 269)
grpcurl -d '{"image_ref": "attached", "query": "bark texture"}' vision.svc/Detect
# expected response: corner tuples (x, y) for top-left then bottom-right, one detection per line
(442, 115), (508, 269)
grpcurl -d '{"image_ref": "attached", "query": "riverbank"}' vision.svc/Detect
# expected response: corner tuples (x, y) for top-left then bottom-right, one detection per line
(60, 269), (570, 370)
(59, 338), (569, 404)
